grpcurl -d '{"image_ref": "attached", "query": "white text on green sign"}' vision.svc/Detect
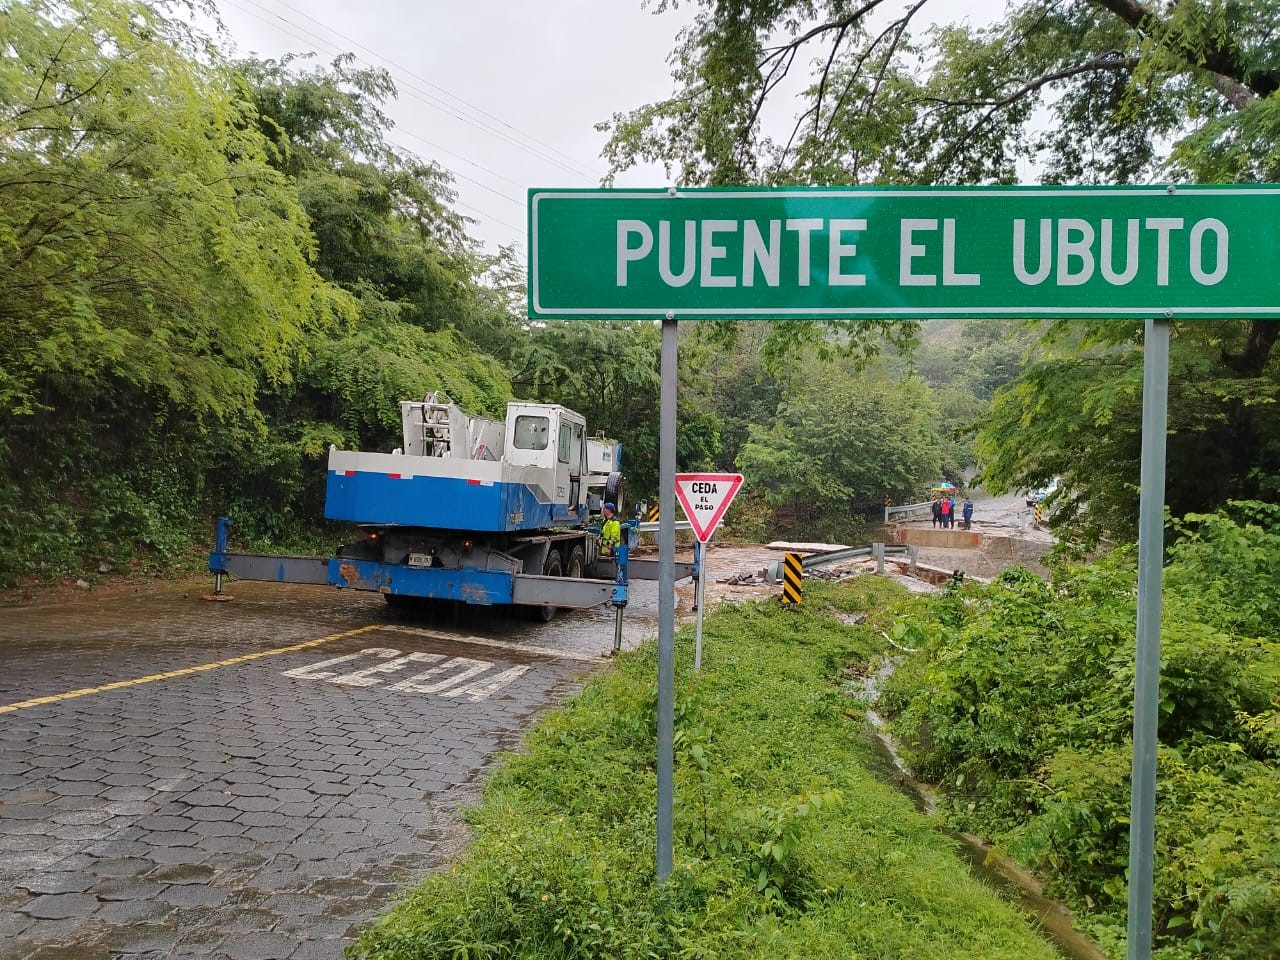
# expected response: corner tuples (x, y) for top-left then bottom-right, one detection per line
(527, 187), (1280, 320)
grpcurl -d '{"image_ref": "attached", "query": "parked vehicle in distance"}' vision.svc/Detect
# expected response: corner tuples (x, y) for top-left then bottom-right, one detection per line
(1026, 478), (1060, 508)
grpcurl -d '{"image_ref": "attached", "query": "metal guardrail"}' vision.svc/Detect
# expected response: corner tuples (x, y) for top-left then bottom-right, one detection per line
(633, 520), (694, 534)
(801, 543), (910, 570)
(884, 500), (935, 523)
(763, 542), (917, 582)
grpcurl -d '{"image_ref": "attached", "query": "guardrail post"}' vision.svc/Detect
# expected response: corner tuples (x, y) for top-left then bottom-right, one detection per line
(908, 545), (919, 574)
(873, 541), (885, 574)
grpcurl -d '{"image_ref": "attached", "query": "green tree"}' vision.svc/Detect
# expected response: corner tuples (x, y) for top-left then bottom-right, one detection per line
(0, 0), (354, 580)
(603, 1), (1280, 538)
(204, 54), (521, 541)
(738, 359), (941, 540)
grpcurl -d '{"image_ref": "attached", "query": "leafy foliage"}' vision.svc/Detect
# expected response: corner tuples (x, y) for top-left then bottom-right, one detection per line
(976, 322), (1280, 543)
(738, 356), (942, 540)
(880, 503), (1280, 958)
(0, 1), (516, 581)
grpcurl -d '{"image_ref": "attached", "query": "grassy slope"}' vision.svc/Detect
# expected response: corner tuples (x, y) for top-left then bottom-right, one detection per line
(352, 577), (1059, 959)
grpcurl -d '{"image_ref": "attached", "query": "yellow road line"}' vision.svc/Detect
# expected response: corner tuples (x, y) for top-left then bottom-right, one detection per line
(0, 624), (382, 715)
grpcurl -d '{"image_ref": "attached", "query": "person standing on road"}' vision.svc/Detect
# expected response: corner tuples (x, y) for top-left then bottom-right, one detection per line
(962, 498), (974, 530)
(600, 502), (621, 556)
(939, 496), (952, 528)
(931, 498), (941, 527)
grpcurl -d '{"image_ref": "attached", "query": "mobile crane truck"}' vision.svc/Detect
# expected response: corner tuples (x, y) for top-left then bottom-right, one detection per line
(208, 394), (695, 636)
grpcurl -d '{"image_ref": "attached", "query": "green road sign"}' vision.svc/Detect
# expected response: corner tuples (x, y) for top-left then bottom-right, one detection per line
(527, 185), (1280, 320)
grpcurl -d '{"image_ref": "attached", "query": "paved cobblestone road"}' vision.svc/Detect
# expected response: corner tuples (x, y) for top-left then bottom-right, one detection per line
(0, 580), (657, 960)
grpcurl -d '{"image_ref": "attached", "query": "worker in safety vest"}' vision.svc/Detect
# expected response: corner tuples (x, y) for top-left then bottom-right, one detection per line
(600, 502), (621, 555)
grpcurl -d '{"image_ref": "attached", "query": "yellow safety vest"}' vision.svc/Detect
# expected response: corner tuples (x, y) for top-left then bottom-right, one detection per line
(600, 518), (621, 551)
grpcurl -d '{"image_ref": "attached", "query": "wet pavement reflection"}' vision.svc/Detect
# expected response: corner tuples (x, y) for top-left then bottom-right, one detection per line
(0, 579), (654, 959)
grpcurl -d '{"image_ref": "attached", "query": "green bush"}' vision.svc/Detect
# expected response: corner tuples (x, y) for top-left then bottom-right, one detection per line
(881, 503), (1280, 959)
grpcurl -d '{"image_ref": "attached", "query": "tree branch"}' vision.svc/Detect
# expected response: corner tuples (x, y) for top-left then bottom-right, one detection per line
(921, 55), (1139, 177)
(1088, 0), (1279, 97)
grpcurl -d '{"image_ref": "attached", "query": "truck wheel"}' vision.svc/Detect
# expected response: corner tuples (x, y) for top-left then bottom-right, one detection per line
(527, 549), (562, 623)
(565, 545), (585, 580)
(604, 472), (626, 516)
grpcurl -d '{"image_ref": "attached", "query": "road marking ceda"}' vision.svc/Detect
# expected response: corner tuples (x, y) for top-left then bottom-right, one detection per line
(282, 647), (530, 702)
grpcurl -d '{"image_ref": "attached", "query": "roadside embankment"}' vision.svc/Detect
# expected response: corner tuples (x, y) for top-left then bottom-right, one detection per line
(350, 577), (1061, 960)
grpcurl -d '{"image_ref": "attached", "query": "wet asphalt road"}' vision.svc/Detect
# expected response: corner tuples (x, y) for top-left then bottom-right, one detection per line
(0, 580), (661, 959)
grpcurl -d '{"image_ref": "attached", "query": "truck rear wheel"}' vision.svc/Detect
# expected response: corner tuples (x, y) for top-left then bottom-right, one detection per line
(526, 549), (562, 623)
(565, 545), (585, 580)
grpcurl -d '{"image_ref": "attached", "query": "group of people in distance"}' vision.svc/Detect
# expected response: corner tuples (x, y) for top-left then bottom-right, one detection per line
(932, 493), (974, 530)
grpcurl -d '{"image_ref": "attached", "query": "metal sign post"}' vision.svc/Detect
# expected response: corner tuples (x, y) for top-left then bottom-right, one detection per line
(694, 539), (706, 671)
(1128, 317), (1170, 960)
(656, 317), (677, 883)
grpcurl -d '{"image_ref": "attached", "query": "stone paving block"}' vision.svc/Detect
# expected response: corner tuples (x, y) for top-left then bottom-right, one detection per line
(91, 857), (155, 879)
(99, 921), (183, 955)
(214, 932), (302, 960)
(92, 898), (173, 924)
(150, 863), (217, 885)
(135, 814), (197, 832)
(158, 883), (229, 908)
(92, 877), (167, 902)
(196, 834), (258, 855)
(19, 873), (97, 895)
(21, 893), (100, 920)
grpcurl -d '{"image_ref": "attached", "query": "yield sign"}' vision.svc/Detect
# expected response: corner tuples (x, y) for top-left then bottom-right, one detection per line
(674, 473), (744, 542)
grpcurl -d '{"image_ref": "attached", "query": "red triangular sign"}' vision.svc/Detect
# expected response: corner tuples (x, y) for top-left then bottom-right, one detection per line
(674, 473), (744, 542)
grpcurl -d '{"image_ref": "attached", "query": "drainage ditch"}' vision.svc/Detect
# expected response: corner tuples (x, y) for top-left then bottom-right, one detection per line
(850, 656), (1109, 960)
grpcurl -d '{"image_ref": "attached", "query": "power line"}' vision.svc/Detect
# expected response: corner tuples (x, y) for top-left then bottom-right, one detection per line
(224, 0), (600, 180)
(251, 0), (600, 179)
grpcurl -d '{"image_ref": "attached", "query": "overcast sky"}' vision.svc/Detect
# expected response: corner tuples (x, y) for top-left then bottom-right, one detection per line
(207, 0), (1007, 258)
(207, 0), (698, 255)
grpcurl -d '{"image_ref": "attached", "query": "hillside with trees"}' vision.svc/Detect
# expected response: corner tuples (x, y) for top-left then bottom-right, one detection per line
(2, 0), (1277, 580)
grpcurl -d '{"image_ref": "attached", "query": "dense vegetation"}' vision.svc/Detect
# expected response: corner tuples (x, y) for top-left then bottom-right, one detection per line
(0, 0), (1021, 587)
(880, 502), (1280, 959)
(351, 577), (1061, 960)
(6, 0), (1278, 584)
(605, 0), (1280, 544)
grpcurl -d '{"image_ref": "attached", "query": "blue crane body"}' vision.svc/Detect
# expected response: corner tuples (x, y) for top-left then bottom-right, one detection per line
(209, 394), (692, 619)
